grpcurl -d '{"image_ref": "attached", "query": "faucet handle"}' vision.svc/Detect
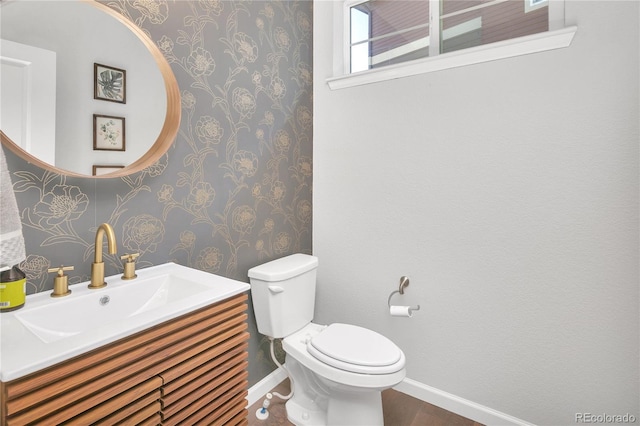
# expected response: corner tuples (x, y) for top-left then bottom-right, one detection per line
(48, 265), (74, 297)
(120, 253), (140, 262)
(48, 265), (74, 275)
(120, 253), (139, 280)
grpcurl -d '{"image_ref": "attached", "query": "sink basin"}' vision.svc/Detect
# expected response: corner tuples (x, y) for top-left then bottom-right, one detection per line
(16, 273), (213, 343)
(0, 262), (250, 381)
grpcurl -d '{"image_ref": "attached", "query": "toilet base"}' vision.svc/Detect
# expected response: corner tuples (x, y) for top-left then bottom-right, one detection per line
(285, 390), (383, 426)
(286, 398), (327, 426)
(326, 389), (384, 426)
(284, 356), (386, 426)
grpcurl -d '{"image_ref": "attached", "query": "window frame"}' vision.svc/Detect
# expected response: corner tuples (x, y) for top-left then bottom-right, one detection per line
(328, 0), (577, 90)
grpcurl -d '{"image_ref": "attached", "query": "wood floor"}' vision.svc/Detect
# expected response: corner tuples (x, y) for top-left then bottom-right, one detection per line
(247, 379), (484, 426)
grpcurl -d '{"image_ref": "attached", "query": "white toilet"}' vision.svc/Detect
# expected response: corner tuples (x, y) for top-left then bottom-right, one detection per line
(248, 253), (406, 426)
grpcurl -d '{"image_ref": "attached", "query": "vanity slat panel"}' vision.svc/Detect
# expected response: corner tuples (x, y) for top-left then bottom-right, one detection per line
(139, 413), (163, 426)
(94, 395), (162, 426)
(0, 382), (6, 425)
(163, 376), (248, 421)
(222, 409), (250, 426)
(162, 360), (248, 407)
(159, 319), (249, 424)
(195, 387), (249, 426)
(162, 342), (248, 394)
(151, 321), (248, 382)
(106, 399), (163, 426)
(156, 310), (248, 384)
(162, 380), (248, 426)
(162, 340), (248, 391)
(1, 293), (249, 426)
(64, 381), (162, 425)
(7, 374), (163, 425)
(5, 293), (247, 398)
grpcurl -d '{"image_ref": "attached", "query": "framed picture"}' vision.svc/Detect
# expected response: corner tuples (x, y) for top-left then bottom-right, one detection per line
(94, 63), (126, 103)
(93, 114), (125, 151)
(92, 165), (125, 176)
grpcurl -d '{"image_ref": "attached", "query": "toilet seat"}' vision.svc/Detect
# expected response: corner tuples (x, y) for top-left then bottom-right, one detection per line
(307, 323), (404, 374)
(284, 323), (406, 389)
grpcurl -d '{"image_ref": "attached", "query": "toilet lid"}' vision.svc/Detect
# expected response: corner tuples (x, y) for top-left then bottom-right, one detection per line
(307, 323), (403, 374)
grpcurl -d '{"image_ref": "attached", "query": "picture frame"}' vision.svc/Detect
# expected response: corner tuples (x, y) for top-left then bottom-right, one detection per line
(92, 165), (125, 176)
(93, 114), (125, 151)
(94, 63), (126, 103)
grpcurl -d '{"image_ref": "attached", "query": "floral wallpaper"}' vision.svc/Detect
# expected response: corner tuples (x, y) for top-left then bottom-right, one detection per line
(4, 0), (313, 386)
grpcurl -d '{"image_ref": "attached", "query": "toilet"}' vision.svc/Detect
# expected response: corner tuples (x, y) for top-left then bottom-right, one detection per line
(248, 253), (406, 426)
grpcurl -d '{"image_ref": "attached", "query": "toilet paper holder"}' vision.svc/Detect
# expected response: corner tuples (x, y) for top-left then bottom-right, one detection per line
(387, 276), (421, 311)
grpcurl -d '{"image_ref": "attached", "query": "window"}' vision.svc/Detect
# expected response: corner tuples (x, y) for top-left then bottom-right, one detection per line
(328, 0), (577, 89)
(350, 1), (430, 72)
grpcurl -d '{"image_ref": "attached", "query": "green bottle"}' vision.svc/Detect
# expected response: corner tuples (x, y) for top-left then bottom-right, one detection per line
(0, 266), (26, 312)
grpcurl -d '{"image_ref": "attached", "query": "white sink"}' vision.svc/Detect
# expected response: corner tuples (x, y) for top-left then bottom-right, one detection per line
(0, 262), (250, 381)
(15, 273), (214, 343)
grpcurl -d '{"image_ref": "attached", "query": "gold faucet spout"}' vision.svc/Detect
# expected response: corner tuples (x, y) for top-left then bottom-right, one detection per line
(94, 223), (117, 262)
(90, 223), (117, 289)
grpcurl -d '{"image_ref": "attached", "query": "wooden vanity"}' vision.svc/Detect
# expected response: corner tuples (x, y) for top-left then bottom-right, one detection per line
(0, 293), (249, 425)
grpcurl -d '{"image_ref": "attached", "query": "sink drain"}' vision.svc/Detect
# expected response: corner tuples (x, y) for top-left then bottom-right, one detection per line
(99, 295), (110, 306)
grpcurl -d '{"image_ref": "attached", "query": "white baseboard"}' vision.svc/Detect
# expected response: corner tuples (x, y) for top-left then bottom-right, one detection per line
(247, 367), (288, 407)
(248, 370), (533, 426)
(394, 378), (534, 426)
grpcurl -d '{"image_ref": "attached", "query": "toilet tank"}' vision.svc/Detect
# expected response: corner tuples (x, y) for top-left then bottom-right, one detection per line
(248, 254), (318, 338)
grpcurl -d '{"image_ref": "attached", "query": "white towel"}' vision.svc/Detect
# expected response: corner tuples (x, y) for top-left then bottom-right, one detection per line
(0, 146), (26, 271)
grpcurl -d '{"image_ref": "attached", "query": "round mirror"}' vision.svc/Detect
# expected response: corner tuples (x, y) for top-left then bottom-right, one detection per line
(0, 0), (180, 178)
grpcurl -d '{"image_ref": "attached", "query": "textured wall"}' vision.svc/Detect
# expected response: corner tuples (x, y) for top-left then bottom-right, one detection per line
(314, 0), (638, 424)
(4, 0), (313, 386)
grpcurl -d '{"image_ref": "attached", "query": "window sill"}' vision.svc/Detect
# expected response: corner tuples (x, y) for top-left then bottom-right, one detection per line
(326, 26), (577, 91)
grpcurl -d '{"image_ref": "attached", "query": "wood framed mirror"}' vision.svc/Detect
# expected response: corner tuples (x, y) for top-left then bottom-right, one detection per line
(0, 0), (180, 178)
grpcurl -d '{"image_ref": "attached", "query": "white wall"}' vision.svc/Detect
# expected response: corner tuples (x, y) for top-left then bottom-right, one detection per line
(313, 1), (639, 424)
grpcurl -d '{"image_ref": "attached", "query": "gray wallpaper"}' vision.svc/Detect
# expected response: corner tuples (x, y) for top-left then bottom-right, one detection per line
(4, 0), (313, 386)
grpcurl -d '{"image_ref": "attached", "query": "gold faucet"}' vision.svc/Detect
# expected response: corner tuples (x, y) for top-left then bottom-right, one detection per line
(89, 223), (117, 289)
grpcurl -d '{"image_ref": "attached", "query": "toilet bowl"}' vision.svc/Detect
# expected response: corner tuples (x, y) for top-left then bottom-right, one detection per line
(248, 254), (406, 425)
(282, 323), (406, 425)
